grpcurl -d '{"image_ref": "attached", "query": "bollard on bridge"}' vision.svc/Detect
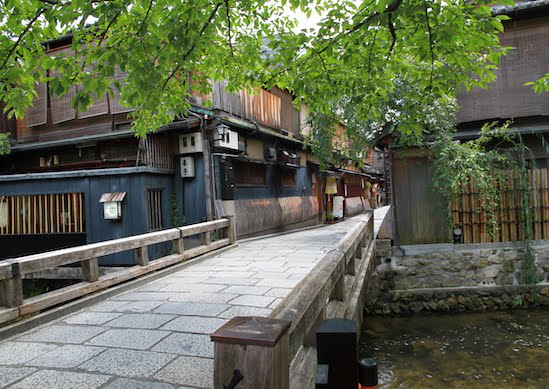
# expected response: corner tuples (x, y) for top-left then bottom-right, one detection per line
(315, 318), (358, 389)
(210, 316), (291, 389)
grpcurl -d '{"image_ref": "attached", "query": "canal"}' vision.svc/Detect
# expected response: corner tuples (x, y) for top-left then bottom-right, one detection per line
(360, 309), (549, 388)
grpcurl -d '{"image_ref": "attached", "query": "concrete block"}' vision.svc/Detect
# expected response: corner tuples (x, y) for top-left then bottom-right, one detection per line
(154, 302), (229, 317)
(64, 312), (123, 325)
(9, 370), (110, 389)
(0, 342), (57, 364)
(154, 356), (213, 388)
(160, 316), (228, 334)
(255, 279), (300, 288)
(168, 292), (238, 304)
(87, 329), (170, 350)
(218, 306), (272, 319)
(203, 277), (259, 286)
(80, 349), (176, 378)
(0, 366), (36, 387)
(222, 285), (271, 295)
(114, 301), (163, 313)
(264, 288), (293, 298)
(229, 295), (276, 308)
(103, 378), (176, 389)
(159, 284), (227, 293)
(105, 314), (177, 329)
(25, 345), (105, 368)
(152, 333), (213, 358)
(18, 325), (107, 344)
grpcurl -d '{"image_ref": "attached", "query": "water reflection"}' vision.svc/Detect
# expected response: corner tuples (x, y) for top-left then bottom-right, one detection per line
(359, 309), (549, 388)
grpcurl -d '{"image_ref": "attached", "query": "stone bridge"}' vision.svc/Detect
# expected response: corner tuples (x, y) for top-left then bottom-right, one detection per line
(0, 207), (390, 389)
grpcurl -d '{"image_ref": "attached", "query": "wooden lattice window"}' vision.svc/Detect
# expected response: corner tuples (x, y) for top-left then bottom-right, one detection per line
(147, 189), (163, 230)
(0, 193), (85, 235)
(234, 161), (267, 186)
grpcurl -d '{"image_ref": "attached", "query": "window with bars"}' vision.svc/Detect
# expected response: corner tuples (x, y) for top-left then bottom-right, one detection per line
(0, 193), (85, 235)
(147, 189), (163, 230)
(233, 161), (267, 186)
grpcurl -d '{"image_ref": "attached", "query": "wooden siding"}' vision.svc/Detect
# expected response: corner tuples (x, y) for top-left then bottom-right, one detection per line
(392, 151), (448, 245)
(212, 80), (283, 130)
(234, 196), (318, 237)
(457, 17), (549, 123)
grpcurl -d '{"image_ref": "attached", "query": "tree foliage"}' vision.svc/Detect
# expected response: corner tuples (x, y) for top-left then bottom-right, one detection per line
(0, 0), (514, 141)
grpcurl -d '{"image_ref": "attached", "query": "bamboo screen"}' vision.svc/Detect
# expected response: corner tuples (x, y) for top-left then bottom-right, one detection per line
(0, 193), (85, 235)
(451, 168), (549, 244)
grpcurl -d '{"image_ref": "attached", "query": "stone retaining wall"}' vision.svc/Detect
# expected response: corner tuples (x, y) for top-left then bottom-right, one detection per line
(366, 241), (549, 315)
(365, 285), (549, 315)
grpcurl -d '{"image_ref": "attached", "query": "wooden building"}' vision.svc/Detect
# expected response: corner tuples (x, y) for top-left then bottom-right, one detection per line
(391, 1), (549, 246)
(0, 41), (377, 263)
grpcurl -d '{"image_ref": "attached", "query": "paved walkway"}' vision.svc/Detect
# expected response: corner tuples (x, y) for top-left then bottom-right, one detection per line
(0, 209), (388, 389)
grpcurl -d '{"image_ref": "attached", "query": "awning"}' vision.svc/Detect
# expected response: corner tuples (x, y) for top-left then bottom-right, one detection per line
(99, 192), (127, 203)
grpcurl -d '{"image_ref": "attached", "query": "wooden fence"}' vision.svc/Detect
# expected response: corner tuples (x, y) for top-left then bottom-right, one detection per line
(269, 213), (376, 389)
(451, 168), (549, 244)
(0, 217), (236, 326)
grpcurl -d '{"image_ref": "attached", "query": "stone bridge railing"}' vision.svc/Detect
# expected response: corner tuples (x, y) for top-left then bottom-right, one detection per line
(0, 217), (236, 326)
(272, 213), (376, 388)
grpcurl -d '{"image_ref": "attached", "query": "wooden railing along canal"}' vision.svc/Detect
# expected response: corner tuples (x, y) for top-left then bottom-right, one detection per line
(0, 217), (236, 326)
(273, 213), (375, 388)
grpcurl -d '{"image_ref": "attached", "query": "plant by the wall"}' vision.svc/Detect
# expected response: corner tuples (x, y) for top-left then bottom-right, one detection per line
(0, 132), (11, 155)
(431, 122), (516, 239)
(170, 193), (180, 228)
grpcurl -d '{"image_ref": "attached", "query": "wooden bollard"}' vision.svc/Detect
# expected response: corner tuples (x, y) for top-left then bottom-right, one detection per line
(211, 316), (291, 389)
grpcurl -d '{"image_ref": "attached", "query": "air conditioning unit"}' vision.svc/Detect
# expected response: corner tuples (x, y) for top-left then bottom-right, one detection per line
(213, 127), (239, 151)
(180, 156), (195, 178)
(179, 132), (203, 154)
(264, 147), (276, 160)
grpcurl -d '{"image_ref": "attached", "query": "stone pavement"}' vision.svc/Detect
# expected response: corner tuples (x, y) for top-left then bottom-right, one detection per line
(0, 209), (387, 389)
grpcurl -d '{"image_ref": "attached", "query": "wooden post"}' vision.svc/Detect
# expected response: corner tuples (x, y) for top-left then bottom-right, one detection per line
(135, 246), (149, 266)
(204, 231), (212, 246)
(0, 261), (23, 308)
(211, 316), (291, 389)
(172, 237), (184, 254)
(81, 258), (99, 282)
(227, 215), (236, 245)
(330, 274), (345, 302)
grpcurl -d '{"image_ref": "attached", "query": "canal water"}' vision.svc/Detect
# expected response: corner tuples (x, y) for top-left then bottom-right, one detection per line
(359, 309), (549, 388)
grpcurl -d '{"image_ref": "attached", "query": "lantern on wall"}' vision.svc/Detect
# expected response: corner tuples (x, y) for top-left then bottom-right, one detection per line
(99, 192), (126, 220)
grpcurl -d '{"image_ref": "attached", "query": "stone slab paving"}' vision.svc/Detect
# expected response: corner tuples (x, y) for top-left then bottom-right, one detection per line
(0, 211), (387, 388)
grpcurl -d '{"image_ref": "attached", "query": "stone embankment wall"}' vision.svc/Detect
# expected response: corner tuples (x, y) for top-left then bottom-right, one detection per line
(366, 241), (549, 315)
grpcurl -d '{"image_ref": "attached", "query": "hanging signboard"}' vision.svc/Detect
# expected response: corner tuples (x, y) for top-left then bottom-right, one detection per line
(325, 177), (338, 194)
(333, 196), (344, 218)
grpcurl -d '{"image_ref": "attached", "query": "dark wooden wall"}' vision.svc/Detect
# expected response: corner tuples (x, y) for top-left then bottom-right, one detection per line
(0, 171), (174, 265)
(457, 16), (549, 123)
(392, 149), (449, 245)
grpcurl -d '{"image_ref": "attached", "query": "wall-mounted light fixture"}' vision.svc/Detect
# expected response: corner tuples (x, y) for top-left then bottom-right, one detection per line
(213, 123), (230, 143)
(99, 192), (126, 220)
(453, 227), (462, 244)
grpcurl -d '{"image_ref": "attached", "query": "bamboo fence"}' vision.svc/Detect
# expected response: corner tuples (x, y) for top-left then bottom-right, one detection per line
(451, 168), (549, 243)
